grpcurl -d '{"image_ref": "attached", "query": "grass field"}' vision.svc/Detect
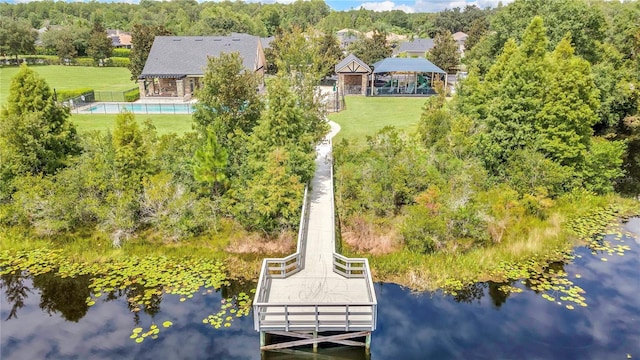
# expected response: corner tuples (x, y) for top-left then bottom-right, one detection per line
(328, 96), (427, 141)
(0, 65), (135, 104)
(72, 114), (194, 135)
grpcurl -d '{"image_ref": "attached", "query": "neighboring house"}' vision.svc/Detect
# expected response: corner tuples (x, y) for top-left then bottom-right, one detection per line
(138, 33), (266, 99)
(452, 31), (468, 57)
(363, 31), (407, 44)
(394, 38), (435, 58)
(107, 30), (132, 49)
(336, 28), (361, 49)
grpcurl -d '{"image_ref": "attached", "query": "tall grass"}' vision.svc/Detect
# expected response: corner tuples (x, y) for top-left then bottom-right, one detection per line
(353, 193), (640, 291)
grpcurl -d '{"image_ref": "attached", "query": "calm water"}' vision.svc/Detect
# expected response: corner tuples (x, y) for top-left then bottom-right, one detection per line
(80, 103), (194, 114)
(2, 219), (640, 359)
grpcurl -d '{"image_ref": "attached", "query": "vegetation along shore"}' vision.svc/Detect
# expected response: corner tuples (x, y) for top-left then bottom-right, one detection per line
(2, 0), (640, 295)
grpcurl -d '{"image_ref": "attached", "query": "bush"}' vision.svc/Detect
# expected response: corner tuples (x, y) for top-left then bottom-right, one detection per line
(56, 88), (94, 102)
(112, 48), (131, 58)
(75, 57), (95, 66)
(108, 57), (130, 67)
(124, 88), (140, 102)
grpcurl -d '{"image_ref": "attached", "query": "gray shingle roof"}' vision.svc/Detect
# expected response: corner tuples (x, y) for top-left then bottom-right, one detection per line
(396, 38), (434, 54)
(140, 34), (260, 78)
(260, 36), (275, 50)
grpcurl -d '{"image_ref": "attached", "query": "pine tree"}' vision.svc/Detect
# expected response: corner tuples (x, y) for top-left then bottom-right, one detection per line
(427, 30), (460, 73)
(193, 131), (228, 196)
(86, 21), (113, 65)
(0, 65), (79, 182)
(479, 17), (550, 175)
(536, 35), (600, 168)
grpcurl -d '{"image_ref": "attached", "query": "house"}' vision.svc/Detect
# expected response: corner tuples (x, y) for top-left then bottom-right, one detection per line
(336, 29), (361, 49)
(107, 30), (132, 49)
(394, 38), (435, 58)
(138, 33), (266, 99)
(452, 31), (468, 57)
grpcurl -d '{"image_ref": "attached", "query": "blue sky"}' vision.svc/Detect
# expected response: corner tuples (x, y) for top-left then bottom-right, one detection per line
(5, 0), (509, 13)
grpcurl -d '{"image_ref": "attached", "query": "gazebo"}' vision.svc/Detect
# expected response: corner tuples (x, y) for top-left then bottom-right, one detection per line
(369, 58), (446, 96)
(335, 54), (372, 96)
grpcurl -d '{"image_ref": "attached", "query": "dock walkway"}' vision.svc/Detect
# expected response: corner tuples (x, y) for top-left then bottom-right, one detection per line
(253, 122), (377, 350)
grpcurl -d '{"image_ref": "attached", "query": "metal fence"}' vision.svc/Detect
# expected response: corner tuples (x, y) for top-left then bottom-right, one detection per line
(71, 102), (195, 115)
(95, 88), (138, 102)
(325, 89), (346, 113)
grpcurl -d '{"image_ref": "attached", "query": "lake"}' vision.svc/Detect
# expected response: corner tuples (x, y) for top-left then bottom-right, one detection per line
(2, 219), (640, 359)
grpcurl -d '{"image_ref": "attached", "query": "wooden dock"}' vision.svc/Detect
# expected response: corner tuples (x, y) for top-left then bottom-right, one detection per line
(253, 122), (377, 352)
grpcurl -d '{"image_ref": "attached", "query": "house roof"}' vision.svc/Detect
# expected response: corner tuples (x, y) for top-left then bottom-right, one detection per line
(372, 58), (445, 74)
(335, 54), (371, 74)
(140, 34), (261, 78)
(453, 32), (468, 41)
(396, 38), (434, 54)
(260, 36), (275, 50)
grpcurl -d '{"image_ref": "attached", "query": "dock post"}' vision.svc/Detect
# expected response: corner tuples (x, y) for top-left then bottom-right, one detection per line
(313, 331), (318, 352)
(260, 331), (266, 348)
(365, 332), (371, 353)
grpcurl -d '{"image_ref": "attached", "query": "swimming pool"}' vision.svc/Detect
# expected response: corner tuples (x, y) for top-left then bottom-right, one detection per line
(79, 103), (195, 114)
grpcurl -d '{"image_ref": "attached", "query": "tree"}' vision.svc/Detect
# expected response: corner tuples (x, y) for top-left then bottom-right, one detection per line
(250, 76), (316, 184)
(0, 65), (80, 188)
(465, 17), (489, 51)
(478, 17), (549, 175)
(193, 52), (263, 139)
(347, 29), (391, 65)
(192, 131), (228, 196)
(105, 112), (149, 245)
(192, 51), (263, 181)
(128, 24), (172, 81)
(536, 35), (600, 168)
(229, 148), (304, 233)
(313, 32), (342, 79)
(489, 0), (605, 63)
(0, 18), (37, 60)
(427, 30), (460, 73)
(86, 21), (113, 65)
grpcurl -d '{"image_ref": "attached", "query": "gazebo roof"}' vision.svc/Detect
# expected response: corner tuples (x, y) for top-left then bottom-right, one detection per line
(371, 58), (445, 74)
(335, 54), (371, 74)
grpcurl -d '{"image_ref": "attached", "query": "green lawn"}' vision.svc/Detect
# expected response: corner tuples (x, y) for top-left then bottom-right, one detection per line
(328, 96), (427, 141)
(0, 65), (135, 104)
(72, 114), (194, 135)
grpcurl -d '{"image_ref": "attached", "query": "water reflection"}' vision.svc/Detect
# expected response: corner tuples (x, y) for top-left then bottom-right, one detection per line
(1, 220), (640, 359)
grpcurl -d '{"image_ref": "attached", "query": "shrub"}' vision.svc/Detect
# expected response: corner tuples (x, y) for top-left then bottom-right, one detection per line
(123, 88), (140, 102)
(75, 57), (95, 66)
(108, 57), (130, 67)
(112, 48), (131, 57)
(56, 88), (94, 102)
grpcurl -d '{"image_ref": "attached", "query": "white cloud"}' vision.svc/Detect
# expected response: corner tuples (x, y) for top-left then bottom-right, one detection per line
(360, 0), (416, 13)
(412, 0), (513, 12)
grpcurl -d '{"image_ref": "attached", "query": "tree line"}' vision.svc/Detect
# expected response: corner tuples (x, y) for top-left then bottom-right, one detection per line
(0, 0), (490, 39)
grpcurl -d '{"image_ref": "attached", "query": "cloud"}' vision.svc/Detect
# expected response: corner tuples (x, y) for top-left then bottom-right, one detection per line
(359, 0), (416, 13)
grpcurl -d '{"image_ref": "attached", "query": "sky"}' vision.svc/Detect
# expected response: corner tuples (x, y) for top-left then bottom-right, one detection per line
(4, 0), (512, 13)
(325, 0), (508, 12)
